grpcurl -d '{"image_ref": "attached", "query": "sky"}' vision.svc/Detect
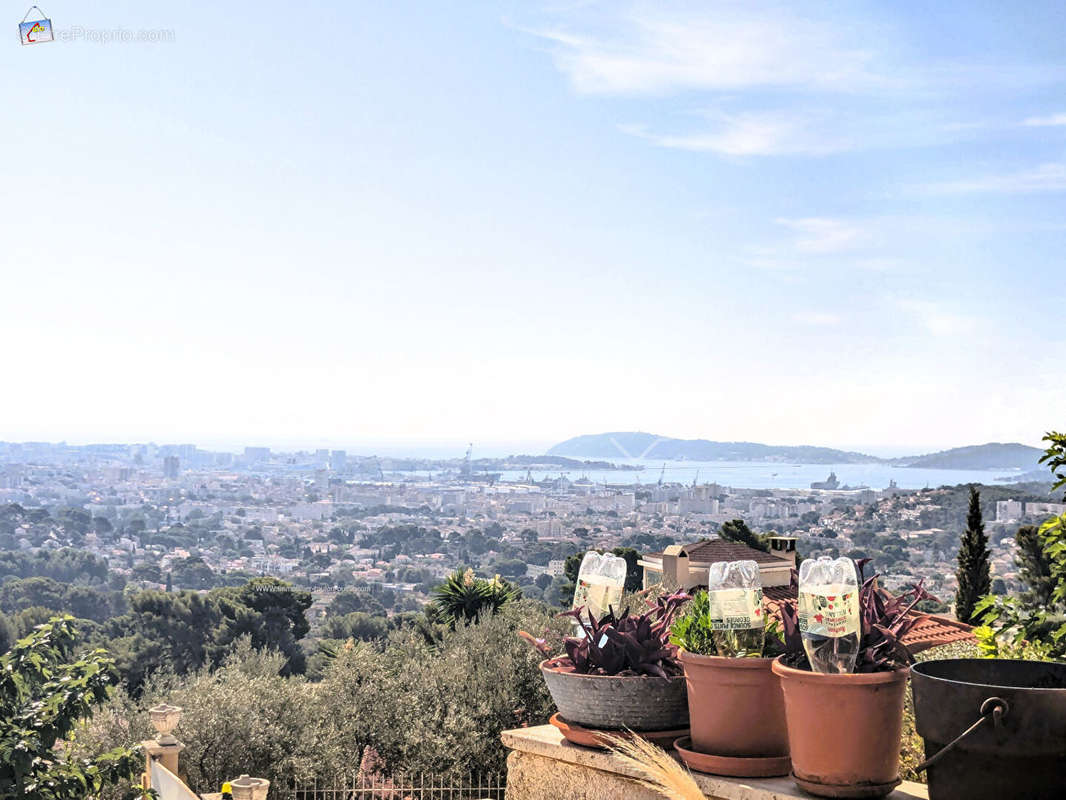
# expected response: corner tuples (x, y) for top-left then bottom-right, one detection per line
(1, 1), (1064, 456)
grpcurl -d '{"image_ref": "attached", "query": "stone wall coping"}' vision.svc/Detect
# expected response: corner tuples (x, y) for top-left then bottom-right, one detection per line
(502, 726), (929, 800)
(140, 739), (186, 757)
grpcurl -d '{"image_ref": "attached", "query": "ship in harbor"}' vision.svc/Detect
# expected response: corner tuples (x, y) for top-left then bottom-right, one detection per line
(810, 472), (840, 489)
(810, 471), (870, 491)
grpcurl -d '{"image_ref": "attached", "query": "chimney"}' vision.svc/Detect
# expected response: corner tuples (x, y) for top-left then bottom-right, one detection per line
(768, 536), (797, 568)
(661, 545), (690, 591)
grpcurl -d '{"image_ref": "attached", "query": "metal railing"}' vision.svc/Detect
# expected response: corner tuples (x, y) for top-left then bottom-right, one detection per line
(284, 774), (506, 800)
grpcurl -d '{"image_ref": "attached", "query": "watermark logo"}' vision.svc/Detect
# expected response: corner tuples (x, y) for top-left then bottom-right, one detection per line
(17, 6), (175, 46)
(19, 6), (53, 45)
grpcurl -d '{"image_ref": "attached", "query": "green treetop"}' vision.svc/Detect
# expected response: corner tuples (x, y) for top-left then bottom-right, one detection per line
(0, 616), (147, 800)
(954, 486), (991, 624)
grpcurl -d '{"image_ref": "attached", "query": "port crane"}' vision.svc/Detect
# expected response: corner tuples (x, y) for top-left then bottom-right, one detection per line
(461, 443), (473, 479)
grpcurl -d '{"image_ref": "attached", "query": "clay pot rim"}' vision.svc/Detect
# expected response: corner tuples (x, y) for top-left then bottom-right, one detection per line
(679, 650), (776, 669)
(771, 655), (909, 685)
(540, 657), (685, 682)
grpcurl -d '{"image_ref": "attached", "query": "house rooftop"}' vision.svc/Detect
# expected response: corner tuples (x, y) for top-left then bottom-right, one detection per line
(645, 538), (785, 565)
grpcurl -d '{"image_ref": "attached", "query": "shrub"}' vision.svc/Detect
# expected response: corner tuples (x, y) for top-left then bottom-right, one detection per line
(317, 599), (564, 777)
(78, 600), (566, 792)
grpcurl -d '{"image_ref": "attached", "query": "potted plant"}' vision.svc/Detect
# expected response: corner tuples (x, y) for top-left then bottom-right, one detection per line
(520, 592), (690, 734)
(772, 559), (932, 799)
(669, 590), (793, 777)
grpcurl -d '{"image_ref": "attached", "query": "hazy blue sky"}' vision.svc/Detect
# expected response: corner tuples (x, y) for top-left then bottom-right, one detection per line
(2, 1), (1064, 455)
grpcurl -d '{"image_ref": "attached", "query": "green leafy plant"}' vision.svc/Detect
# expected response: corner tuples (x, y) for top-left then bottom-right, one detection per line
(0, 615), (150, 800)
(668, 591), (716, 656)
(975, 431), (1066, 659)
(670, 590), (787, 657)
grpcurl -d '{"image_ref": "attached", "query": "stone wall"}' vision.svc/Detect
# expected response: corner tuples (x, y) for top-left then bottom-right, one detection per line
(501, 725), (929, 800)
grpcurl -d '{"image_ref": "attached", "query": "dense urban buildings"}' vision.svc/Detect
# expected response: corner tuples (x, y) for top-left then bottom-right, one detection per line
(1, 440), (1055, 615)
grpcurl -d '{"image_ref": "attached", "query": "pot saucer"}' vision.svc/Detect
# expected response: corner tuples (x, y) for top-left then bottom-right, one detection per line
(791, 771), (900, 799)
(673, 736), (791, 778)
(549, 713), (688, 750)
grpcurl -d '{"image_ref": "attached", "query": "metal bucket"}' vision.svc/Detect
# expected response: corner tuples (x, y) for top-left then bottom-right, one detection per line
(912, 659), (1066, 800)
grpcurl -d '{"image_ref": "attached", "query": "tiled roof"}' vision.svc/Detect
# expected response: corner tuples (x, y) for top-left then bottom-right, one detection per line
(646, 539), (787, 566)
(762, 585), (974, 654)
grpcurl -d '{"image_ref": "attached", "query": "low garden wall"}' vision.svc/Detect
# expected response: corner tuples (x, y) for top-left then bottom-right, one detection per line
(502, 725), (929, 800)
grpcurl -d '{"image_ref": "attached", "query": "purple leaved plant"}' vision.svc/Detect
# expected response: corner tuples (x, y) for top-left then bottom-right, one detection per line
(853, 558), (935, 672)
(778, 559), (936, 673)
(521, 591), (690, 678)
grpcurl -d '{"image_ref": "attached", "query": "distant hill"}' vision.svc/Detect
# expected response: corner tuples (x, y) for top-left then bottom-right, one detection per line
(895, 443), (1043, 471)
(547, 432), (880, 465)
(548, 432), (1044, 471)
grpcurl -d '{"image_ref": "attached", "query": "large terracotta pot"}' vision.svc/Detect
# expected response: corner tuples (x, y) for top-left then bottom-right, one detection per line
(680, 651), (788, 758)
(540, 658), (688, 731)
(772, 658), (909, 799)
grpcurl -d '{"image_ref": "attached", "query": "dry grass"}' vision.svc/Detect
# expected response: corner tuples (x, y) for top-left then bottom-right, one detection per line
(604, 734), (705, 800)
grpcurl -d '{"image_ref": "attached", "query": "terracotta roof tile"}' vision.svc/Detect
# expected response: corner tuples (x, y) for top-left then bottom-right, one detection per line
(761, 585), (974, 654)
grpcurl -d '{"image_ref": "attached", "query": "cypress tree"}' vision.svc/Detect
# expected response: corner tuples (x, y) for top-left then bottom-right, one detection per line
(954, 486), (991, 623)
(1015, 524), (1055, 606)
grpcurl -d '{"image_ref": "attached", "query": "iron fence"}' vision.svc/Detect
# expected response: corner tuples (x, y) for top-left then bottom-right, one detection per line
(284, 774), (506, 800)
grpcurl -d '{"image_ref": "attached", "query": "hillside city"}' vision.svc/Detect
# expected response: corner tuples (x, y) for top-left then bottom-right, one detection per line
(2, 439), (1059, 636)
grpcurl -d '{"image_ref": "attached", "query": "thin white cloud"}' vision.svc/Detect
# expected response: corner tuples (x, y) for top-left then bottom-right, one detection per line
(793, 311), (841, 326)
(519, 3), (1066, 161)
(620, 111), (850, 156)
(897, 300), (977, 337)
(775, 218), (868, 254)
(925, 162), (1066, 194)
(531, 9), (883, 96)
(1022, 112), (1066, 127)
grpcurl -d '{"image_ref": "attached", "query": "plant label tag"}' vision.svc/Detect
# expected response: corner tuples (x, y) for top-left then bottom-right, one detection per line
(708, 587), (763, 630)
(799, 586), (858, 638)
(572, 578), (622, 622)
(20, 17), (53, 44)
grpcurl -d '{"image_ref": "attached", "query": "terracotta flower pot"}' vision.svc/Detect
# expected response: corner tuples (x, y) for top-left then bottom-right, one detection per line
(680, 651), (789, 759)
(772, 657), (909, 799)
(540, 658), (688, 732)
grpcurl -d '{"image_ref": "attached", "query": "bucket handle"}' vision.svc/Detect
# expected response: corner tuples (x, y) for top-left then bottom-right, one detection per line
(915, 697), (1009, 772)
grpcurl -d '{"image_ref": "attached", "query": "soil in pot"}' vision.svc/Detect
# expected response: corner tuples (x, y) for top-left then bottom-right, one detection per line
(772, 657), (908, 799)
(680, 651), (789, 763)
(540, 658), (689, 732)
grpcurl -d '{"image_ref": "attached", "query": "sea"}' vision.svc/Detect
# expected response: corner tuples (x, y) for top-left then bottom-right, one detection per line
(480, 459), (1030, 491)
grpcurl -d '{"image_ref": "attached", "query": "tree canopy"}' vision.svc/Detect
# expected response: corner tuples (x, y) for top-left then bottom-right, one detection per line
(0, 616), (145, 800)
(954, 486), (991, 624)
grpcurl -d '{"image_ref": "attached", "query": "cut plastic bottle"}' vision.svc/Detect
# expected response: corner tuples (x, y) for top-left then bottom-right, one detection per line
(707, 559), (765, 657)
(571, 551), (626, 622)
(798, 556), (861, 674)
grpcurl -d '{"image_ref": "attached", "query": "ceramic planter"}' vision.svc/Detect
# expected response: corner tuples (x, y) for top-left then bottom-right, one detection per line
(679, 651), (789, 768)
(772, 658), (909, 799)
(540, 658), (689, 731)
